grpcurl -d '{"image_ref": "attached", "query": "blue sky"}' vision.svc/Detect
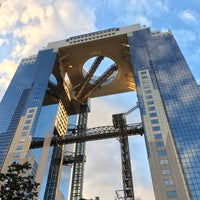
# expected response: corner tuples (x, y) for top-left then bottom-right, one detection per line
(0, 0), (199, 199)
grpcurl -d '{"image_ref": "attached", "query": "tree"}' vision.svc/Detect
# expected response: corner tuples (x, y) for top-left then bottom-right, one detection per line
(0, 162), (39, 200)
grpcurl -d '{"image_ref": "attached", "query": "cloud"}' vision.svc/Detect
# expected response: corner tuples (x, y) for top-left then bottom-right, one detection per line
(179, 10), (199, 25)
(173, 29), (197, 50)
(0, 59), (17, 99)
(0, 1), (21, 35)
(0, 38), (8, 47)
(83, 139), (122, 199)
(0, 0), (96, 58)
(130, 0), (169, 16)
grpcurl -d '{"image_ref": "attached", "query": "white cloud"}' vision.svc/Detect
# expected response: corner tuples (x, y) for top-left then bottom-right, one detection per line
(0, 59), (17, 83)
(20, 2), (44, 25)
(130, 0), (169, 16)
(0, 1), (21, 35)
(0, 38), (8, 46)
(173, 29), (197, 48)
(0, 59), (17, 99)
(179, 10), (199, 25)
(2, 0), (96, 60)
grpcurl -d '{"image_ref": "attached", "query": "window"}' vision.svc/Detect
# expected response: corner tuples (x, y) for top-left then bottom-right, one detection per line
(151, 119), (159, 124)
(146, 95), (153, 99)
(144, 85), (150, 89)
(147, 100), (154, 105)
(23, 125), (29, 130)
(154, 133), (162, 139)
(16, 145), (23, 150)
(142, 80), (149, 84)
(150, 113), (157, 117)
(162, 169), (172, 175)
(28, 109), (35, 113)
(25, 120), (31, 124)
(166, 191), (177, 198)
(142, 75), (148, 79)
(19, 138), (25, 143)
(148, 106), (156, 111)
(158, 149), (167, 156)
(153, 126), (161, 131)
(156, 141), (164, 147)
(21, 132), (27, 136)
(160, 159), (168, 165)
(145, 90), (151, 94)
(164, 179), (174, 186)
(27, 114), (33, 118)
(13, 152), (21, 158)
(141, 71), (147, 75)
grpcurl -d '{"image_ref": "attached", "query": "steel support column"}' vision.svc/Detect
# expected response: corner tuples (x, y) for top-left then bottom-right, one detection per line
(44, 145), (64, 200)
(113, 114), (135, 200)
(70, 105), (88, 200)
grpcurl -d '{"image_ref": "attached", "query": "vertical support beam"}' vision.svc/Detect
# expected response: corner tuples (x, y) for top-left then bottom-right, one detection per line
(113, 114), (135, 200)
(70, 105), (88, 200)
(44, 145), (64, 200)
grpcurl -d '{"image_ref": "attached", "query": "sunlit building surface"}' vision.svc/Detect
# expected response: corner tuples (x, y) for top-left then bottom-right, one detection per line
(0, 24), (200, 199)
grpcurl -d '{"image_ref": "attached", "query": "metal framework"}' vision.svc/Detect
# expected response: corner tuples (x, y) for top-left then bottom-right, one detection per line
(37, 54), (141, 199)
(70, 105), (88, 200)
(30, 120), (143, 200)
(113, 114), (135, 200)
(44, 145), (64, 200)
(30, 123), (143, 149)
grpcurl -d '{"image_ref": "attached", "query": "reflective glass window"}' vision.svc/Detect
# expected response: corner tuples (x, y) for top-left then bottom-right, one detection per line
(151, 119), (159, 124)
(142, 75), (148, 79)
(164, 179), (174, 186)
(21, 132), (27, 136)
(16, 145), (23, 150)
(148, 106), (156, 111)
(162, 169), (172, 175)
(23, 125), (29, 130)
(154, 133), (162, 139)
(147, 100), (154, 105)
(29, 109), (35, 113)
(13, 152), (21, 157)
(150, 113), (157, 117)
(19, 138), (25, 143)
(25, 120), (31, 124)
(156, 141), (164, 147)
(153, 126), (161, 131)
(158, 149), (167, 156)
(144, 85), (150, 89)
(146, 95), (153, 99)
(166, 191), (177, 198)
(145, 90), (151, 94)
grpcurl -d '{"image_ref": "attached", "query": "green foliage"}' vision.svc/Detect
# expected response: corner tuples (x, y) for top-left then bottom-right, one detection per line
(0, 162), (40, 200)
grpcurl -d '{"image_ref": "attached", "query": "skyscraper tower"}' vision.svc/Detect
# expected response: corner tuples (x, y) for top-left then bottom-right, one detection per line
(0, 24), (199, 200)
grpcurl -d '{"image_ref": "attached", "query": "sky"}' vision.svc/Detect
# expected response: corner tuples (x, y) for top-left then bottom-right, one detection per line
(0, 0), (200, 199)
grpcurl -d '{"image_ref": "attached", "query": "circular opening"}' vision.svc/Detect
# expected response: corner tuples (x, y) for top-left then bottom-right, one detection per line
(82, 56), (118, 86)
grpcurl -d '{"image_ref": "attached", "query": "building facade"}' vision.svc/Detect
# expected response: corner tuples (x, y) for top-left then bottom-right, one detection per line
(0, 24), (200, 199)
(0, 51), (74, 199)
(128, 28), (200, 200)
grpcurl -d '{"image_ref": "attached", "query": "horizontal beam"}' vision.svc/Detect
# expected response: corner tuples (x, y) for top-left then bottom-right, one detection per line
(30, 123), (143, 149)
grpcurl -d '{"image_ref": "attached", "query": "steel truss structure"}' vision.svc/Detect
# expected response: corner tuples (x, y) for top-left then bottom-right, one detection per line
(31, 117), (143, 200)
(30, 53), (143, 199)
